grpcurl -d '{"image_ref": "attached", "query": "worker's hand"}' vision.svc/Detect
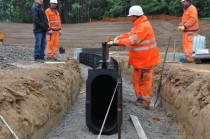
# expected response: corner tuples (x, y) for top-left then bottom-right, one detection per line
(107, 40), (118, 47)
(195, 33), (200, 36)
(177, 26), (185, 31)
(59, 30), (62, 36)
(114, 36), (120, 41)
(47, 30), (53, 35)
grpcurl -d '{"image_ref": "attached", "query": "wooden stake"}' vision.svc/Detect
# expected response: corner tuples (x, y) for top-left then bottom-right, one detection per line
(130, 115), (147, 139)
(173, 40), (176, 61)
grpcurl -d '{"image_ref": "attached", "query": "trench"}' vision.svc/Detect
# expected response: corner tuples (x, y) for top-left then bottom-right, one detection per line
(41, 48), (181, 139)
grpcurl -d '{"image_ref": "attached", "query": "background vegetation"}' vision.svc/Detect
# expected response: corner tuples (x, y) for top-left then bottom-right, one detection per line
(0, 0), (210, 23)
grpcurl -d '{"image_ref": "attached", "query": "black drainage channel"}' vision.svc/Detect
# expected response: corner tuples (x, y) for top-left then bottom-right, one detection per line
(78, 42), (122, 135)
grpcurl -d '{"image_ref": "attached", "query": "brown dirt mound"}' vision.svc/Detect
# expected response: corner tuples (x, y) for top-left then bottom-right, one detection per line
(112, 53), (210, 139)
(160, 63), (210, 139)
(0, 59), (81, 139)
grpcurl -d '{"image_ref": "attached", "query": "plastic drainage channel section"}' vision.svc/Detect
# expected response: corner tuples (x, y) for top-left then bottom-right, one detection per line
(86, 68), (120, 135)
(76, 44), (122, 135)
(74, 48), (101, 60)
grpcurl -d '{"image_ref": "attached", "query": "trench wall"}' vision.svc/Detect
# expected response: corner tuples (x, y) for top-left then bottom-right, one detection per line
(0, 59), (81, 139)
(114, 55), (210, 139)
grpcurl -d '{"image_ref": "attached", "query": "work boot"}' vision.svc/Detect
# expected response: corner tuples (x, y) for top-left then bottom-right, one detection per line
(137, 97), (143, 103)
(40, 55), (45, 60)
(53, 58), (60, 61)
(34, 55), (39, 62)
(45, 57), (54, 61)
(135, 97), (143, 106)
(142, 101), (150, 110)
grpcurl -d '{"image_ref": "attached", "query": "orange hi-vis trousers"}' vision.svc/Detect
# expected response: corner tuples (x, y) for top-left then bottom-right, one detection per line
(182, 32), (196, 62)
(46, 31), (59, 59)
(132, 67), (152, 103)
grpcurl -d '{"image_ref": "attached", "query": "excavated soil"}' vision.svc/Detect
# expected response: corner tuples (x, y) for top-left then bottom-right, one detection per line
(0, 59), (81, 139)
(0, 17), (210, 139)
(114, 55), (210, 139)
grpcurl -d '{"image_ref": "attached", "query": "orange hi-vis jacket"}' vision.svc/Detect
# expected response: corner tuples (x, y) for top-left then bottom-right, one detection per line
(179, 4), (199, 62)
(117, 15), (160, 69)
(45, 8), (61, 31)
(45, 8), (62, 59)
(179, 4), (199, 32)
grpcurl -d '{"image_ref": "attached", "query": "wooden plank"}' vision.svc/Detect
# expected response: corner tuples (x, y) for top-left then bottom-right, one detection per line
(45, 61), (66, 64)
(130, 114), (147, 139)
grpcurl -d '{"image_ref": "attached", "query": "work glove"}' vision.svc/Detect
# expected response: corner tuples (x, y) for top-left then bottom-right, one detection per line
(59, 30), (62, 36)
(177, 26), (185, 31)
(114, 36), (120, 41)
(195, 33), (200, 36)
(107, 40), (118, 47)
(47, 30), (53, 35)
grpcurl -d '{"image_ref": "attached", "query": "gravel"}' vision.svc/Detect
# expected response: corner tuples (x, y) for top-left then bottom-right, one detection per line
(0, 45), (34, 69)
(44, 64), (181, 139)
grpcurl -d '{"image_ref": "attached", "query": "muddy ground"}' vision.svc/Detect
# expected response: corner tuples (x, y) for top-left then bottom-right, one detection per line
(0, 17), (210, 139)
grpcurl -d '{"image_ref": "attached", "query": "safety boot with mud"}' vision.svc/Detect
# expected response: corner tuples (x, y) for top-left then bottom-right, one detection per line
(135, 97), (143, 106)
(142, 101), (150, 110)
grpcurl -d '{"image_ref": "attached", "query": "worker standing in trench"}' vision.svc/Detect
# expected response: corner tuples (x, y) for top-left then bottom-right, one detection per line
(45, 0), (62, 61)
(177, 0), (199, 63)
(107, 5), (160, 109)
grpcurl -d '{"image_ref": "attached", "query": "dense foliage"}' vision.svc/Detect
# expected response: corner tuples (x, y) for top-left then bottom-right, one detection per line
(0, 0), (210, 23)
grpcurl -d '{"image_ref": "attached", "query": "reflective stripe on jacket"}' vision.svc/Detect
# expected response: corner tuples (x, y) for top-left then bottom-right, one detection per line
(179, 4), (199, 32)
(117, 15), (160, 68)
(45, 8), (62, 31)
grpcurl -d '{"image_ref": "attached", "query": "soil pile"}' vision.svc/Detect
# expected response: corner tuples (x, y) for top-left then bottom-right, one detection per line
(160, 64), (210, 139)
(0, 45), (81, 139)
(113, 54), (210, 139)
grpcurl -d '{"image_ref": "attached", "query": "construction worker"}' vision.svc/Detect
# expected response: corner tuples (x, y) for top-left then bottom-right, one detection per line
(45, 0), (62, 61)
(178, 0), (199, 62)
(108, 5), (160, 109)
(32, 0), (49, 62)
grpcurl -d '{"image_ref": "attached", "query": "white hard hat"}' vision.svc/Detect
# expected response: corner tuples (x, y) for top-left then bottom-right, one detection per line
(50, 0), (58, 3)
(128, 5), (144, 16)
(181, 0), (185, 2)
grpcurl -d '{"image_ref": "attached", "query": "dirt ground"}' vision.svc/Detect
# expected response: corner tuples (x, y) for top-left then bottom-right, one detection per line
(1, 17), (210, 139)
(1, 18), (210, 52)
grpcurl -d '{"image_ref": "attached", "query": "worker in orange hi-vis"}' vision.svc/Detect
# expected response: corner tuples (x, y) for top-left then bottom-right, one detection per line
(178, 0), (199, 63)
(45, 0), (62, 61)
(107, 5), (160, 110)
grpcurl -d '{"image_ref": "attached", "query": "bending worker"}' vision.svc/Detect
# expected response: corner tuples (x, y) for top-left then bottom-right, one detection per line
(178, 0), (199, 62)
(45, 0), (62, 60)
(108, 5), (160, 109)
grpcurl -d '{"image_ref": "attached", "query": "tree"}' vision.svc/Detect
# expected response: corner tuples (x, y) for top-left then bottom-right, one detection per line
(0, 0), (210, 23)
(0, 0), (11, 21)
(10, 0), (33, 23)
